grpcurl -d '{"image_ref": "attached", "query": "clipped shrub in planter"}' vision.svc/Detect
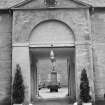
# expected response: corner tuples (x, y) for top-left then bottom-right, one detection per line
(12, 64), (25, 105)
(79, 68), (92, 105)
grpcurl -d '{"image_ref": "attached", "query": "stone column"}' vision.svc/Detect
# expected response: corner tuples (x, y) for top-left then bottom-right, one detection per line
(12, 46), (31, 103)
(67, 55), (76, 100)
(67, 58), (70, 96)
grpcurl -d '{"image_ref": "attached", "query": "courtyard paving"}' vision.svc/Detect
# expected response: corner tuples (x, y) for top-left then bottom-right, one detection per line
(32, 99), (73, 105)
(39, 87), (68, 99)
(32, 87), (105, 105)
(32, 99), (105, 105)
(32, 87), (74, 105)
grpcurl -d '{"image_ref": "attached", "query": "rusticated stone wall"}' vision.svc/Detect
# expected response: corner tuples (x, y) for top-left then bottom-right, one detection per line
(0, 11), (12, 104)
(91, 9), (105, 100)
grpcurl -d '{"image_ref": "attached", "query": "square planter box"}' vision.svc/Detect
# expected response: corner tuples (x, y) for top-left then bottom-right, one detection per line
(73, 102), (92, 105)
(82, 103), (92, 105)
(73, 102), (78, 105)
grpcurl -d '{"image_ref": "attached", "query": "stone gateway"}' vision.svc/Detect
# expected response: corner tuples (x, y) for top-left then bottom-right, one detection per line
(0, 0), (105, 104)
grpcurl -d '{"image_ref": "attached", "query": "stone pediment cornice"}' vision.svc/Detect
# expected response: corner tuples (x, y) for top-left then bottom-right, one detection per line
(11, 0), (92, 10)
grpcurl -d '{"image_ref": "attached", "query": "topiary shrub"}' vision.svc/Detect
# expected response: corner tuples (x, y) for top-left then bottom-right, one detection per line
(12, 64), (25, 104)
(80, 68), (91, 103)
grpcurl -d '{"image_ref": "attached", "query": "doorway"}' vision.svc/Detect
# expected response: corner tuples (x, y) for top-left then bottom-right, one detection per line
(30, 47), (75, 101)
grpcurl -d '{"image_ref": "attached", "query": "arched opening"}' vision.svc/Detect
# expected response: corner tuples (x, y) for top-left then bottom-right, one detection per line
(29, 20), (75, 45)
(29, 20), (76, 102)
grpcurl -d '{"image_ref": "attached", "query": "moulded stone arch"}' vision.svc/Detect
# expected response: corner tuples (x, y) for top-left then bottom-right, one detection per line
(29, 20), (75, 45)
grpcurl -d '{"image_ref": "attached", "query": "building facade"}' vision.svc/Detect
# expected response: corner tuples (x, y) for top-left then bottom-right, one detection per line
(0, 0), (105, 104)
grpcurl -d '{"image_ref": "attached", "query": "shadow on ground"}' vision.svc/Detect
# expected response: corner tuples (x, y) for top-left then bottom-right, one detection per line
(95, 100), (105, 105)
(32, 96), (75, 105)
(32, 99), (105, 105)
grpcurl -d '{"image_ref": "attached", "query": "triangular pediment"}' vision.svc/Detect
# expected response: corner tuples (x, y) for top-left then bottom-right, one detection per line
(11, 0), (91, 9)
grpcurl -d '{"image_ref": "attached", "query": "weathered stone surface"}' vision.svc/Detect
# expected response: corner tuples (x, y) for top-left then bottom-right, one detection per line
(1, 0), (105, 8)
(0, 13), (11, 103)
(92, 11), (105, 43)
(30, 20), (74, 44)
(12, 7), (94, 101)
(12, 9), (90, 44)
(0, 0), (91, 8)
(12, 47), (31, 102)
(1, 0), (105, 102)
(75, 44), (94, 100)
(0, 0), (25, 8)
(93, 0), (105, 7)
(0, 0), (105, 103)
(92, 44), (105, 100)
(91, 10), (105, 100)
(11, 0), (90, 9)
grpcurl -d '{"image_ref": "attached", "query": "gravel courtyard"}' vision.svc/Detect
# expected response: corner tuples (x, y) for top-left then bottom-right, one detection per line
(39, 87), (68, 99)
(32, 87), (105, 105)
(32, 87), (73, 105)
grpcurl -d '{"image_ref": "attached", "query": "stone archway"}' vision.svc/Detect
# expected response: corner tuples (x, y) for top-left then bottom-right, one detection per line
(29, 20), (75, 46)
(12, 4), (95, 102)
(29, 20), (76, 101)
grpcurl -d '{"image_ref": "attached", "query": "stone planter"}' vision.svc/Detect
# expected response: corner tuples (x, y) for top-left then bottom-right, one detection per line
(14, 103), (33, 105)
(73, 102), (92, 105)
(13, 104), (23, 105)
(73, 102), (78, 105)
(82, 103), (92, 105)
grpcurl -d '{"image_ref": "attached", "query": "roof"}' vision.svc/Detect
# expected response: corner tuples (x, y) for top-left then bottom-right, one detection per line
(0, 0), (105, 9)
(11, 0), (91, 9)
